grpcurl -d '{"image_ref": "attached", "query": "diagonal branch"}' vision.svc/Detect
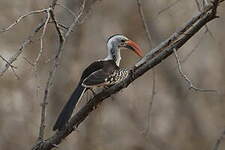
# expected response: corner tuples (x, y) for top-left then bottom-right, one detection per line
(213, 129), (225, 150)
(32, 0), (223, 150)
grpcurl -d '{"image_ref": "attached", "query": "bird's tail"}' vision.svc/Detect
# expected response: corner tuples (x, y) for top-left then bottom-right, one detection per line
(53, 82), (86, 131)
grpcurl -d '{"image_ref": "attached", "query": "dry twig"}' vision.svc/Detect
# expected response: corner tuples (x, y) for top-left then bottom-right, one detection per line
(0, 55), (17, 69)
(0, 55), (20, 79)
(37, 7), (56, 143)
(56, 3), (77, 17)
(0, 9), (47, 33)
(136, 0), (156, 135)
(157, 0), (183, 16)
(34, 0), (87, 146)
(173, 48), (217, 92)
(34, 8), (51, 66)
(0, 21), (45, 76)
(181, 32), (206, 64)
(213, 129), (225, 150)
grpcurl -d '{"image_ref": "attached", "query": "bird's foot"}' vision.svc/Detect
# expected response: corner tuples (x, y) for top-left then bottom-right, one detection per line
(129, 67), (136, 79)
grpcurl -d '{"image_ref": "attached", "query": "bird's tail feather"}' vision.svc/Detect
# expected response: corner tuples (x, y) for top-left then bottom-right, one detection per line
(53, 82), (86, 131)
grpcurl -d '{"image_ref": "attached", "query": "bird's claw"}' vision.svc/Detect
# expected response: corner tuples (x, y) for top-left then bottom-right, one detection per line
(129, 68), (136, 79)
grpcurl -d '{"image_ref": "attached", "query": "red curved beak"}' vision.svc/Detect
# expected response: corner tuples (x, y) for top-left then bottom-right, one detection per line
(125, 40), (143, 57)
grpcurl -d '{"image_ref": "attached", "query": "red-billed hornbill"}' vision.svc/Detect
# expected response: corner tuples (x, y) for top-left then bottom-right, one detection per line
(53, 34), (143, 131)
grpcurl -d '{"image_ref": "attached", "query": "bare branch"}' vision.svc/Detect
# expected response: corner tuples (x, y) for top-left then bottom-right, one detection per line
(136, 0), (153, 48)
(23, 56), (35, 67)
(136, 0), (156, 135)
(35, 8), (51, 66)
(56, 3), (77, 18)
(0, 21), (45, 76)
(144, 69), (156, 135)
(213, 129), (225, 150)
(0, 55), (17, 69)
(0, 55), (20, 79)
(37, 0), (67, 143)
(33, 0), (87, 148)
(173, 48), (217, 92)
(157, 0), (183, 16)
(0, 0), (60, 76)
(136, 0), (220, 67)
(65, 0), (86, 38)
(0, 9), (47, 33)
(181, 32), (206, 64)
(10, 67), (20, 80)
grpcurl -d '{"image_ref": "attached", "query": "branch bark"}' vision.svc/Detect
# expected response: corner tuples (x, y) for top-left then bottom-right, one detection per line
(31, 0), (223, 149)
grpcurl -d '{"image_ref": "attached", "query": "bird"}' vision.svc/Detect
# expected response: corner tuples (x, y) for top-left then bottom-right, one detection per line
(53, 34), (143, 131)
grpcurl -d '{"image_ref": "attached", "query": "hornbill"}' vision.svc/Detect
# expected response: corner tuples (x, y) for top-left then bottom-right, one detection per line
(53, 34), (143, 131)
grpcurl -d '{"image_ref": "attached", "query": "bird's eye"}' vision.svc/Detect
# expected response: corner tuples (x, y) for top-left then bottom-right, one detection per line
(121, 39), (126, 43)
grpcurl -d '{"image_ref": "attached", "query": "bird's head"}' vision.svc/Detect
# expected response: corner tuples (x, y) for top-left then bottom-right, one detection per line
(107, 34), (143, 57)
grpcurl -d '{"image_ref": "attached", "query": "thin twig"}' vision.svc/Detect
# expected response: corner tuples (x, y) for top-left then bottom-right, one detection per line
(173, 48), (217, 92)
(49, 9), (64, 43)
(136, 0), (153, 48)
(0, 55), (17, 69)
(56, 3), (77, 18)
(144, 69), (156, 135)
(37, 0), (65, 142)
(10, 67), (20, 80)
(37, 10), (51, 142)
(213, 129), (225, 150)
(0, 21), (45, 76)
(35, 9), (51, 66)
(0, 9), (47, 33)
(136, 0), (156, 135)
(35, 0), (86, 144)
(181, 32), (206, 64)
(65, 0), (86, 38)
(0, 55), (20, 79)
(136, 0), (220, 67)
(157, 0), (183, 16)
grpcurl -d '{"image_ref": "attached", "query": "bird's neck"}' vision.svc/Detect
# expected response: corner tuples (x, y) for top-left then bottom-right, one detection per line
(104, 44), (121, 66)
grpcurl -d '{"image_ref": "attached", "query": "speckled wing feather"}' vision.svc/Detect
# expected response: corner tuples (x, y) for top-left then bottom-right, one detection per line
(82, 68), (129, 87)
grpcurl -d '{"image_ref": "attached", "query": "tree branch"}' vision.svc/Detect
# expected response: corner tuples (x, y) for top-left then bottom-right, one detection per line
(35, 0), (86, 144)
(213, 129), (225, 150)
(31, 0), (100, 149)
(173, 48), (216, 92)
(0, 21), (45, 76)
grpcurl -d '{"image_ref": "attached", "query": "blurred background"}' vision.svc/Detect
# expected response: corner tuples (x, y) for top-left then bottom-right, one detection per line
(0, 0), (225, 149)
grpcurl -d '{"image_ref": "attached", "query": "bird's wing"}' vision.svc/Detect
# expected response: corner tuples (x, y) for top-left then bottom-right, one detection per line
(80, 60), (104, 81)
(82, 69), (112, 87)
(82, 68), (129, 87)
